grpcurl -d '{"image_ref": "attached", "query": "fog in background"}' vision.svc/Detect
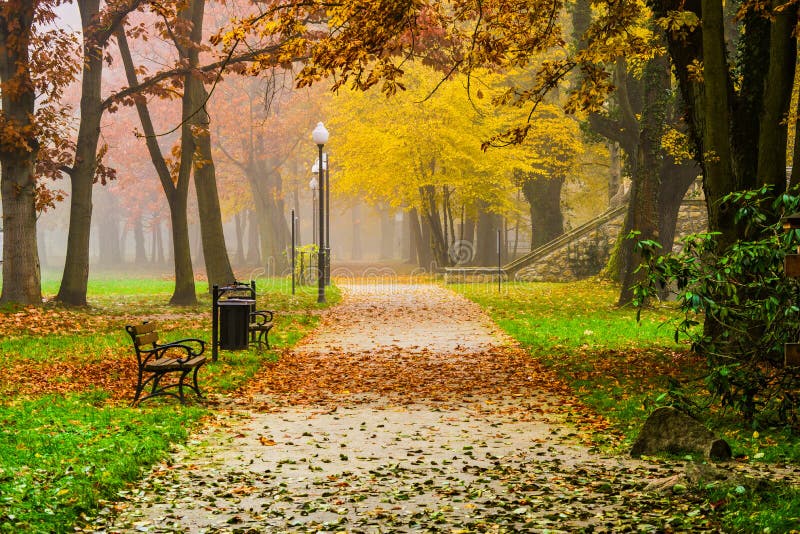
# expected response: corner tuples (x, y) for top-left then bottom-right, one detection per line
(5, 2), (607, 286)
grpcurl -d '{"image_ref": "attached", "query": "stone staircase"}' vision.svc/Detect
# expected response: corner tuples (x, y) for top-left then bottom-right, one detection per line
(445, 200), (707, 283)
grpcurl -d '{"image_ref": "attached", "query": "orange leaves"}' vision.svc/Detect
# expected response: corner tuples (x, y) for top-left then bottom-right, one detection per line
(0, 306), (114, 338)
(0, 355), (135, 401)
(237, 343), (615, 443)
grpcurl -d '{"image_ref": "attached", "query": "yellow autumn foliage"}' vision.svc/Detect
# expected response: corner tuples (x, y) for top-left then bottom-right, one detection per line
(327, 62), (588, 218)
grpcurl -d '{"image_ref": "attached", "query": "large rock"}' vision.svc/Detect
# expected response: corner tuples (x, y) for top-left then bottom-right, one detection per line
(630, 406), (732, 461)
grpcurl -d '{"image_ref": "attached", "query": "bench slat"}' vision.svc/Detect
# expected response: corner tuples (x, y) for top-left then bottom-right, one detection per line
(145, 355), (206, 371)
(130, 322), (158, 335)
(135, 332), (158, 346)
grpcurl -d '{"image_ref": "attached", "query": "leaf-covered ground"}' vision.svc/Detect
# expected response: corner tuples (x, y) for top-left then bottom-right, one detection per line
(84, 284), (750, 533)
(0, 307), (207, 400)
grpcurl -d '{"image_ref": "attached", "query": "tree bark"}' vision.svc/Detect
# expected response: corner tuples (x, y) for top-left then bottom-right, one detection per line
(167, 199), (196, 302)
(756, 0), (796, 197)
(618, 54), (670, 305)
(701, 0), (738, 249)
(0, 4), (41, 305)
(474, 202), (500, 266)
(409, 208), (431, 267)
(56, 0), (145, 302)
(658, 160), (700, 255)
(248, 164), (290, 273)
(418, 185), (449, 267)
(521, 176), (564, 249)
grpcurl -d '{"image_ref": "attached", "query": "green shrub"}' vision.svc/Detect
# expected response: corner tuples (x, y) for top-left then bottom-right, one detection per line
(633, 186), (800, 427)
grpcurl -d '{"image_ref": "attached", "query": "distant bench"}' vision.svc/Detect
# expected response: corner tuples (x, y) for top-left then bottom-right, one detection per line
(125, 322), (206, 405)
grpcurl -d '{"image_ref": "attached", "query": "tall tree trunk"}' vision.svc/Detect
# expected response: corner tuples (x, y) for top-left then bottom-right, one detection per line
(474, 202), (499, 266)
(521, 176), (564, 249)
(134, 214), (147, 265)
(118, 225), (128, 264)
(658, 161), (700, 254)
(756, 1), (796, 199)
(409, 208), (431, 267)
(419, 185), (449, 266)
(192, 223), (204, 269)
(463, 215), (476, 256)
(398, 211), (411, 263)
(618, 54), (670, 305)
(180, 0), (234, 288)
(248, 168), (290, 272)
(234, 211), (245, 266)
(267, 172), (291, 268)
(192, 116), (234, 284)
(609, 143), (623, 201)
(117, 28), (196, 304)
(0, 4), (40, 305)
(1, 162), (40, 304)
(701, 0), (738, 250)
(167, 199), (196, 302)
(57, 0), (103, 306)
(246, 209), (260, 265)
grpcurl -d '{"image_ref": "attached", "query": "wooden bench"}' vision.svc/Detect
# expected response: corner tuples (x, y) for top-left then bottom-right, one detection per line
(125, 322), (206, 406)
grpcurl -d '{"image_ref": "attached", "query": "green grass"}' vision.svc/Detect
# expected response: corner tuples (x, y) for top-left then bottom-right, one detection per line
(0, 392), (203, 533)
(455, 280), (688, 438)
(457, 279), (679, 350)
(453, 278), (800, 534)
(0, 273), (338, 533)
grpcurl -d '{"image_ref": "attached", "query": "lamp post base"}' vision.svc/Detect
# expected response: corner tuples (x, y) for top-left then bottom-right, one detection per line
(317, 249), (326, 303)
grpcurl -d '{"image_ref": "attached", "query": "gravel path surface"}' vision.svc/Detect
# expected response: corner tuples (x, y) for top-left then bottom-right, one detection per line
(87, 284), (723, 533)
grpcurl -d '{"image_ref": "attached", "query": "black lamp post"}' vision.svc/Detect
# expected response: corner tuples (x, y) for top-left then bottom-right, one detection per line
(325, 153), (331, 286)
(309, 176), (319, 245)
(313, 153), (331, 286)
(312, 122), (329, 303)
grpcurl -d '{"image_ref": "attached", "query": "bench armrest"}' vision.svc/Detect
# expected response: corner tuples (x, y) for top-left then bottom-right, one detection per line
(250, 310), (274, 325)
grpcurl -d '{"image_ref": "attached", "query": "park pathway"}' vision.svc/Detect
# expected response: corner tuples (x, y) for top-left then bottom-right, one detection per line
(90, 283), (719, 533)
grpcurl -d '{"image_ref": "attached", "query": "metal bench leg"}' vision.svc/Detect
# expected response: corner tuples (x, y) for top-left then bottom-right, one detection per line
(150, 373), (164, 398)
(192, 366), (204, 398)
(132, 370), (147, 406)
(178, 369), (193, 403)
